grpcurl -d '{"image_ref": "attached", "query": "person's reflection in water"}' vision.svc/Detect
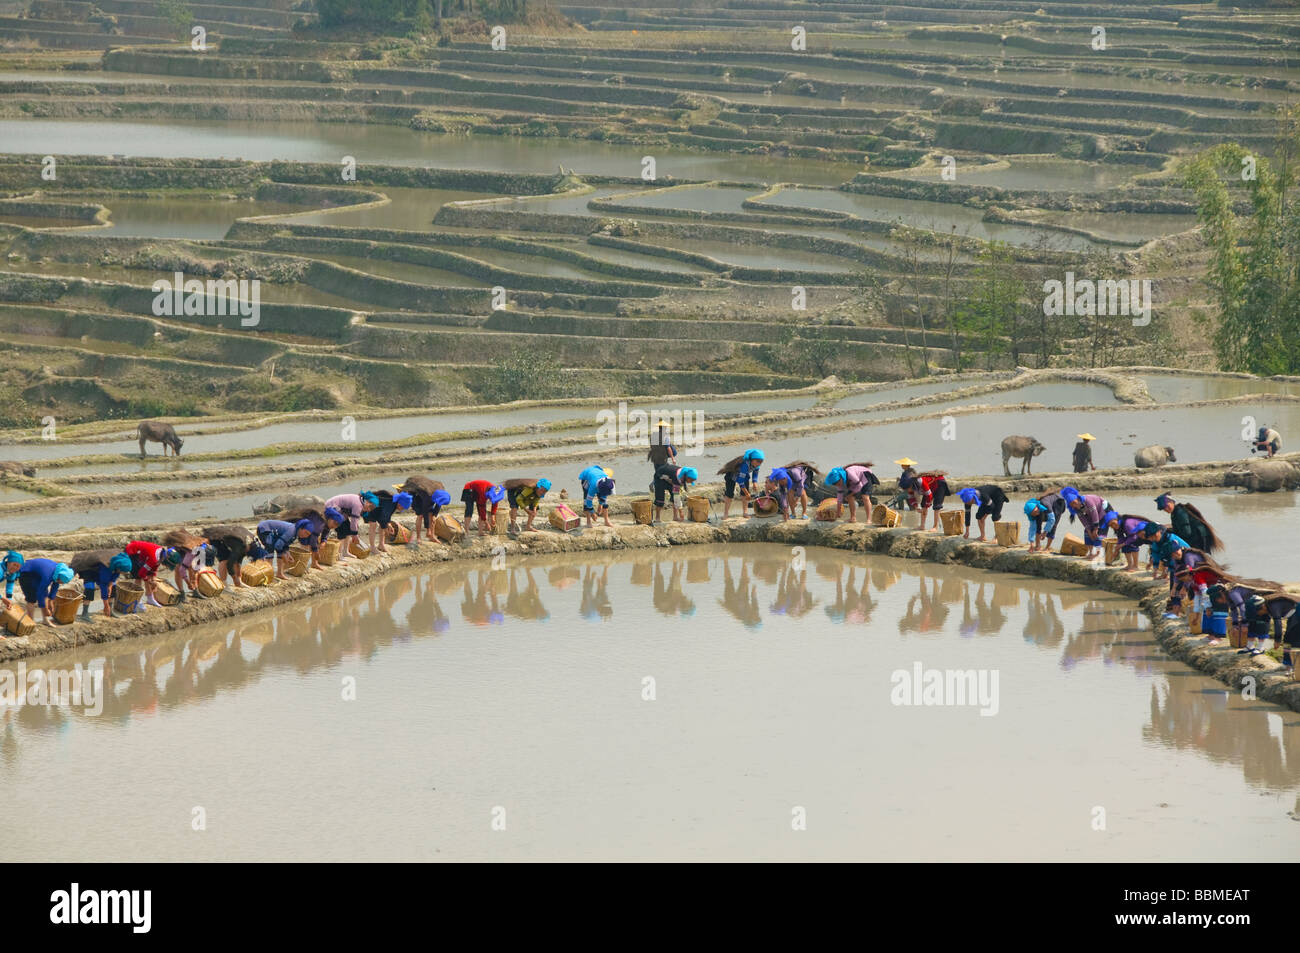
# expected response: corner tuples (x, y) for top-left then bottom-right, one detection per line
(750, 554), (782, 588)
(899, 574), (948, 635)
(505, 568), (549, 622)
(973, 582), (1008, 635)
(549, 565), (581, 591)
(770, 565), (816, 618)
(718, 559), (761, 629)
(461, 572), (504, 626)
(580, 566), (612, 621)
(652, 561), (696, 618)
(959, 581), (977, 637)
(1022, 591), (1065, 648)
(825, 566), (874, 625)
(629, 559), (654, 588)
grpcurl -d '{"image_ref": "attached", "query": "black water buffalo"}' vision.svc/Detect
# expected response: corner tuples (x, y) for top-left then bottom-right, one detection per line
(138, 420), (183, 457)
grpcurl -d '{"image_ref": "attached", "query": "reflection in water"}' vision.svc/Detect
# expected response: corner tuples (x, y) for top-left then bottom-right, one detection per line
(2, 543), (1295, 860)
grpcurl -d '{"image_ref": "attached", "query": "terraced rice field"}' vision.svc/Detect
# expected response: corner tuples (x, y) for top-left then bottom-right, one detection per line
(0, 0), (1292, 421)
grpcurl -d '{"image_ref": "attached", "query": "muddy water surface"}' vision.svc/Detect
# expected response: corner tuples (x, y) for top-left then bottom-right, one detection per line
(1, 544), (1293, 861)
(0, 119), (860, 186)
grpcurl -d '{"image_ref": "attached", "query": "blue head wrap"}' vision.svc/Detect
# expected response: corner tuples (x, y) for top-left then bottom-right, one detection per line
(432, 489), (451, 506)
(826, 467), (846, 486)
(679, 467), (698, 482)
(53, 563), (75, 585)
(536, 479), (552, 493)
(324, 507), (345, 524)
(1155, 493), (1173, 509)
(109, 553), (132, 575)
(360, 492), (380, 507)
(4, 550), (22, 569)
(597, 477), (615, 495)
(1024, 499), (1045, 517)
(958, 487), (980, 505)
(1103, 509), (1120, 526)
(487, 485), (506, 504)
(1061, 486), (1081, 505)
(394, 492), (413, 509)
(743, 449), (764, 464)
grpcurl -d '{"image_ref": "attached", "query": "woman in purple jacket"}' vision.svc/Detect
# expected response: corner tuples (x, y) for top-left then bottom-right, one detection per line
(1063, 488), (1110, 559)
(1105, 512), (1151, 572)
(824, 464), (879, 523)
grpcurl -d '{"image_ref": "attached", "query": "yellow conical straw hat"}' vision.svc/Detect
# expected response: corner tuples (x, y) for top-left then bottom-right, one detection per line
(894, 457), (918, 467)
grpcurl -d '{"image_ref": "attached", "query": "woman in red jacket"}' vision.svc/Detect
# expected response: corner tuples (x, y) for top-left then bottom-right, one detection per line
(461, 480), (506, 536)
(124, 539), (167, 608)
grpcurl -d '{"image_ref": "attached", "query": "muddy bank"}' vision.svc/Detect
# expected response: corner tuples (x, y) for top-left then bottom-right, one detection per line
(3, 518), (1296, 713)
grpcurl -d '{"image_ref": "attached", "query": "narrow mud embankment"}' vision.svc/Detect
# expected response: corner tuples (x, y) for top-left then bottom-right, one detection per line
(4, 519), (1296, 713)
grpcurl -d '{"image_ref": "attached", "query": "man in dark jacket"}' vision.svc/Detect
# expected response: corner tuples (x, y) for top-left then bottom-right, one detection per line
(1072, 433), (1095, 473)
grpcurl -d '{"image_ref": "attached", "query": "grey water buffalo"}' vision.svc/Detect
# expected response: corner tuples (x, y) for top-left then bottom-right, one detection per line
(1224, 459), (1300, 493)
(1134, 445), (1175, 469)
(252, 493), (326, 517)
(0, 461), (36, 478)
(1001, 435), (1046, 476)
(137, 420), (183, 457)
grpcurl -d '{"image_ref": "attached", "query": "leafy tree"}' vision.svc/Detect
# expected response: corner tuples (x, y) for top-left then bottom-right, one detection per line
(954, 242), (1023, 372)
(1184, 110), (1300, 375)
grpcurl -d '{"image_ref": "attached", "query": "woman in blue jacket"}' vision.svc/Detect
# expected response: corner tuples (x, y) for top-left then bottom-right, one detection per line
(8, 557), (76, 626)
(579, 466), (615, 528)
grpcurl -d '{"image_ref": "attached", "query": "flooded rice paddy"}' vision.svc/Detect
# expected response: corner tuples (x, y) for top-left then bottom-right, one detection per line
(0, 119), (861, 186)
(1, 544), (1293, 862)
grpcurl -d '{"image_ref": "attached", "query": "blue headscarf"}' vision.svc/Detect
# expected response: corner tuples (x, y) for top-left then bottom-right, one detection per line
(324, 507), (345, 524)
(1154, 493), (1173, 510)
(393, 492), (413, 509)
(3, 550), (22, 569)
(109, 553), (132, 575)
(1024, 499), (1046, 517)
(597, 477), (615, 496)
(487, 484), (506, 504)
(769, 466), (790, 484)
(1061, 486), (1081, 506)
(53, 563), (75, 585)
(743, 449), (764, 464)
(826, 467), (847, 486)
(1102, 509), (1120, 527)
(958, 487), (980, 506)
(360, 492), (380, 508)
(432, 489), (451, 506)
(535, 479), (551, 493)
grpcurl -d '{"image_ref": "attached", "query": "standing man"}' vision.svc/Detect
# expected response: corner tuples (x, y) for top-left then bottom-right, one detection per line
(1072, 433), (1096, 473)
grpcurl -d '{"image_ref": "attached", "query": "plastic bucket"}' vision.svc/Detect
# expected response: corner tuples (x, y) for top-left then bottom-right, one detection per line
(1204, 611), (1229, 638)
